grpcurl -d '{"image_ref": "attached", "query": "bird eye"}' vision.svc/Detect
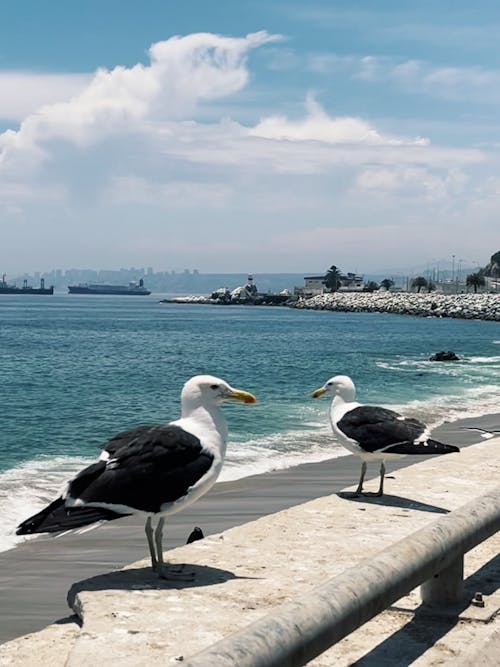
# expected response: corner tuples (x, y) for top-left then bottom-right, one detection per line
(210, 384), (219, 390)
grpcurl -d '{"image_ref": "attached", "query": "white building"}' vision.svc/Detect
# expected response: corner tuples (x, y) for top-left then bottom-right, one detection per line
(294, 272), (365, 297)
(294, 275), (326, 297)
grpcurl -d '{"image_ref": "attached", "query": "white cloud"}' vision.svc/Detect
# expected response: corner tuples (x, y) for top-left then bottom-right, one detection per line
(152, 110), (480, 178)
(0, 31), (496, 273)
(343, 55), (500, 104)
(250, 94), (428, 146)
(0, 31), (280, 170)
(302, 48), (500, 104)
(0, 72), (92, 122)
(0, 33), (483, 187)
(355, 166), (468, 201)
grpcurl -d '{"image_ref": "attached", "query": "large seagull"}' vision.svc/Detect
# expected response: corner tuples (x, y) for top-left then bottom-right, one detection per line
(312, 375), (459, 497)
(17, 375), (256, 578)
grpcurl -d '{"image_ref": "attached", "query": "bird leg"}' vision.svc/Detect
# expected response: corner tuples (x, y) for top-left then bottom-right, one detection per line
(145, 516), (158, 570)
(153, 517), (194, 581)
(343, 461), (367, 497)
(154, 517), (165, 570)
(375, 461), (386, 497)
(355, 460), (367, 496)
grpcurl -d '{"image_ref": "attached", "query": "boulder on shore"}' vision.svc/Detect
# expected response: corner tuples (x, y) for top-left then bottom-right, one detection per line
(429, 351), (460, 361)
(290, 292), (500, 321)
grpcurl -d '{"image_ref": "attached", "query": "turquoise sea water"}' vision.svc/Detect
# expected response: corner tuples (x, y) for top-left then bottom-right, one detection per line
(1, 294), (499, 551)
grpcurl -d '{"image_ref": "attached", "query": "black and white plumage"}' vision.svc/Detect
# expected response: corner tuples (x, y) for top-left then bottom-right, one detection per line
(312, 375), (459, 497)
(17, 375), (256, 578)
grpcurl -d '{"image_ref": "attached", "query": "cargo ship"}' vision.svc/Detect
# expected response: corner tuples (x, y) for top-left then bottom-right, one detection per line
(0, 275), (54, 295)
(68, 278), (151, 295)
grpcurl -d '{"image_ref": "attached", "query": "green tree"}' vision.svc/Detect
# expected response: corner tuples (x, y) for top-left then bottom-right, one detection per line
(380, 278), (394, 291)
(466, 272), (486, 293)
(323, 265), (342, 292)
(363, 281), (379, 292)
(411, 276), (428, 293)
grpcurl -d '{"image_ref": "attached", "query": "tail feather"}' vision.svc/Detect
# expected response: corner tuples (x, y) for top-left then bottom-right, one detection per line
(384, 439), (460, 456)
(16, 497), (129, 535)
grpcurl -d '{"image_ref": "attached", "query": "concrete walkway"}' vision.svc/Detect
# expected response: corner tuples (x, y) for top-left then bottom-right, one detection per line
(1, 438), (499, 666)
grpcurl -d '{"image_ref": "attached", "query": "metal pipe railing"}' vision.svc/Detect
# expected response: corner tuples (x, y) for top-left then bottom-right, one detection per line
(185, 486), (500, 667)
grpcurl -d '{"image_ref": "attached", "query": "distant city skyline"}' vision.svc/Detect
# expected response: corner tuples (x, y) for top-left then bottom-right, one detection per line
(9, 256), (482, 287)
(1, 2), (499, 272)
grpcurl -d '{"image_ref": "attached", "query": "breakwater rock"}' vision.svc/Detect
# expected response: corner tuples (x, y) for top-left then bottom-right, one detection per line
(291, 292), (500, 321)
(160, 294), (292, 306)
(160, 295), (210, 304)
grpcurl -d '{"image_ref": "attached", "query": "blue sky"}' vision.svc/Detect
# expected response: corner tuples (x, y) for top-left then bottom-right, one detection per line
(1, 1), (499, 275)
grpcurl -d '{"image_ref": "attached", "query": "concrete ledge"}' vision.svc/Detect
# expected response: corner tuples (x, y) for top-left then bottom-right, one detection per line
(456, 626), (500, 667)
(1, 439), (499, 666)
(0, 621), (80, 667)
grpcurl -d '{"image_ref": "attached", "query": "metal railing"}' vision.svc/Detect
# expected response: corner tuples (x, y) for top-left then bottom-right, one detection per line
(185, 486), (500, 667)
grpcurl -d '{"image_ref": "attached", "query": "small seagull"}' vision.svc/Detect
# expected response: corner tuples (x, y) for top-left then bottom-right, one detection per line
(186, 527), (204, 544)
(17, 375), (256, 579)
(313, 375), (459, 497)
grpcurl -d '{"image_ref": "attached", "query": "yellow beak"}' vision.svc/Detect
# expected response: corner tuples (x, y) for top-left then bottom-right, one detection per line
(312, 387), (326, 399)
(227, 389), (257, 404)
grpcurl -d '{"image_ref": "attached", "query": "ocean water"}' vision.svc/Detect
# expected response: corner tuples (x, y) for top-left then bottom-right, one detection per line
(1, 295), (499, 552)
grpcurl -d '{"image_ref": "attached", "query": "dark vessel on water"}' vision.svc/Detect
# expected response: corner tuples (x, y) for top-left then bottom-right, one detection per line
(0, 275), (54, 295)
(68, 278), (151, 296)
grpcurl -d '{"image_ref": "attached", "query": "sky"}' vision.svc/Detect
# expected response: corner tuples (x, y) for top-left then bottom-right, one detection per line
(1, 0), (499, 275)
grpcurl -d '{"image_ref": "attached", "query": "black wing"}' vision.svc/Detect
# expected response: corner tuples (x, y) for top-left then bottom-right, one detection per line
(100, 424), (157, 459)
(17, 425), (214, 535)
(337, 406), (426, 453)
(69, 424), (214, 513)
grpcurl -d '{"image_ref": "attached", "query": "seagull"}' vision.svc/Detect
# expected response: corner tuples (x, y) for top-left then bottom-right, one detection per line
(312, 375), (459, 497)
(186, 527), (204, 544)
(17, 375), (256, 579)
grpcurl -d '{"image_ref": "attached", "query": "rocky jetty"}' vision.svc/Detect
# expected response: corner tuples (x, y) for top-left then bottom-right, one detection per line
(160, 293), (292, 306)
(160, 295), (209, 304)
(291, 292), (500, 321)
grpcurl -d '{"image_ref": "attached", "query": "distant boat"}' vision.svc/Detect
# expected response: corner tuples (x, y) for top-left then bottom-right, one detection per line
(0, 274), (54, 295)
(67, 279), (151, 296)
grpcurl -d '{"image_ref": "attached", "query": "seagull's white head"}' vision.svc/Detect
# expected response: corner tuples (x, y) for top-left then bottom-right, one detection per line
(312, 375), (356, 402)
(181, 375), (257, 411)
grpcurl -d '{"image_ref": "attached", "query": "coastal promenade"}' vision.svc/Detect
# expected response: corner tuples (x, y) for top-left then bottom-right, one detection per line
(292, 292), (500, 321)
(1, 437), (498, 666)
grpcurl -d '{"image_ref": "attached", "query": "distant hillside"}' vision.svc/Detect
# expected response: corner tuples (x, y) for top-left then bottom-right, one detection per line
(482, 251), (500, 277)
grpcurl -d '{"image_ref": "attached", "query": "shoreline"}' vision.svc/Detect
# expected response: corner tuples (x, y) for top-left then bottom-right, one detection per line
(292, 291), (500, 321)
(162, 292), (500, 321)
(1, 410), (499, 645)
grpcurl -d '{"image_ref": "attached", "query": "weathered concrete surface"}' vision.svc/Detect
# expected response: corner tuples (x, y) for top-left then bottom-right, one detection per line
(1, 438), (499, 667)
(0, 621), (80, 667)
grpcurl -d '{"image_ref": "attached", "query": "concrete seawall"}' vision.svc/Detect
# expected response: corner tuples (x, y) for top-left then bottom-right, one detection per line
(1, 438), (499, 666)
